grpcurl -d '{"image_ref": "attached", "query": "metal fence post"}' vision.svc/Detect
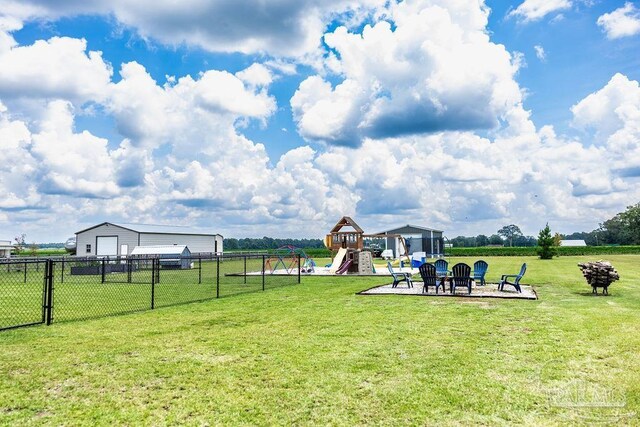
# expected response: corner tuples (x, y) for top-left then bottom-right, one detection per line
(101, 258), (106, 284)
(61, 258), (64, 283)
(44, 260), (54, 325)
(198, 257), (202, 284)
(216, 256), (220, 298)
(262, 254), (265, 291)
(127, 259), (132, 283)
(151, 259), (156, 309)
(41, 262), (47, 324)
(298, 254), (301, 284)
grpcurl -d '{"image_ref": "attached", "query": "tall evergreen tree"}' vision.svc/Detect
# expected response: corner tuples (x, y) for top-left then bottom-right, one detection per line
(537, 223), (557, 259)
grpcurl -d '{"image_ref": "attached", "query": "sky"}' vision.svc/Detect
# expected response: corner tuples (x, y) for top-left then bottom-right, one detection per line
(1, 0), (639, 243)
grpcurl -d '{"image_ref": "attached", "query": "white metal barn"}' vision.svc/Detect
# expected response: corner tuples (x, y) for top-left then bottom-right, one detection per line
(560, 239), (587, 247)
(130, 245), (192, 269)
(0, 240), (12, 258)
(75, 222), (223, 257)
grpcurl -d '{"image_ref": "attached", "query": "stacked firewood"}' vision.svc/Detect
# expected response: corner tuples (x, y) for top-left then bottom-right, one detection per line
(577, 260), (620, 286)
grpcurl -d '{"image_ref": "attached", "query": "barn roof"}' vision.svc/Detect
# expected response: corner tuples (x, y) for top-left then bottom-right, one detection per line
(76, 222), (222, 237)
(379, 224), (443, 234)
(560, 239), (587, 247)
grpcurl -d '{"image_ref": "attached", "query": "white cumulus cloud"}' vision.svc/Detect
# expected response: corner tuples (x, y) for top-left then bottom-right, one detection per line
(292, 0), (525, 146)
(0, 0), (387, 57)
(0, 36), (112, 103)
(508, 0), (572, 22)
(597, 2), (640, 39)
(572, 73), (640, 177)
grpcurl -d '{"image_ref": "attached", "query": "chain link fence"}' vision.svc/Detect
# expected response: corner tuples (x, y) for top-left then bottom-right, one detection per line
(0, 254), (300, 331)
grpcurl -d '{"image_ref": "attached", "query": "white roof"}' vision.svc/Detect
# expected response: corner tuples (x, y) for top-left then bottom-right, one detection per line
(379, 224), (444, 234)
(130, 245), (190, 255)
(560, 239), (587, 247)
(76, 222), (222, 237)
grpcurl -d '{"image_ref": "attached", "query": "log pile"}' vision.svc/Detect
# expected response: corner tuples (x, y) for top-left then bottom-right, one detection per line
(577, 260), (620, 294)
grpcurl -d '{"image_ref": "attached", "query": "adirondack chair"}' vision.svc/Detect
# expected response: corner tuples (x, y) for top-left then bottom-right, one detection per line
(450, 263), (472, 294)
(387, 261), (413, 288)
(434, 259), (449, 277)
(498, 263), (527, 293)
(473, 260), (489, 286)
(419, 263), (443, 294)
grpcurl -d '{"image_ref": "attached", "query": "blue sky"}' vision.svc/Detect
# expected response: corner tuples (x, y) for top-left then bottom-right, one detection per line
(1, 0), (639, 242)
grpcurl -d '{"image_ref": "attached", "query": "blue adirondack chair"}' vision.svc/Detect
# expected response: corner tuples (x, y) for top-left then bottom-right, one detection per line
(387, 261), (413, 288)
(473, 260), (489, 286)
(434, 259), (449, 277)
(498, 263), (527, 293)
(450, 263), (472, 294)
(419, 263), (443, 294)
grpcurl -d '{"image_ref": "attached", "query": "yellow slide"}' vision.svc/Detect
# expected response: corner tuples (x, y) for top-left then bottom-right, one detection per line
(329, 247), (347, 274)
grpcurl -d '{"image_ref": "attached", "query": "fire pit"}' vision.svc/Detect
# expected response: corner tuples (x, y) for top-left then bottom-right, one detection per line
(577, 260), (620, 295)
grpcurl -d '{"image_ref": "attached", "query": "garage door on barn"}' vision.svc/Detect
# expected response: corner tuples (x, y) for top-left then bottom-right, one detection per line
(96, 236), (118, 256)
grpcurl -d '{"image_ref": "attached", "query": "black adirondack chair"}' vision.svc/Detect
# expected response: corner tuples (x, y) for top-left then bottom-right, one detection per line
(473, 260), (489, 286)
(451, 263), (472, 294)
(419, 263), (442, 294)
(434, 259), (449, 277)
(498, 263), (527, 293)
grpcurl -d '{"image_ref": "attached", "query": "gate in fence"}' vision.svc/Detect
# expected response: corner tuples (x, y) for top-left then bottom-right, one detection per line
(0, 254), (300, 331)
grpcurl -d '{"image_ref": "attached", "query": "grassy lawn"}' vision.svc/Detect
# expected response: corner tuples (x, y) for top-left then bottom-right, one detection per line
(1, 255), (639, 425)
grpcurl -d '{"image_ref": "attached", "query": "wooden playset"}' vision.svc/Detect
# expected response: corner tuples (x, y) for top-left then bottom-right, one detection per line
(324, 217), (411, 274)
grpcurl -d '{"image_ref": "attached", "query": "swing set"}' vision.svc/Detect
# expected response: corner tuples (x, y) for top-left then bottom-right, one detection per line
(264, 245), (313, 274)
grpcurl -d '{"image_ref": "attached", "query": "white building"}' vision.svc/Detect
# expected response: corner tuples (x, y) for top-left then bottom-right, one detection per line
(75, 222), (223, 257)
(0, 240), (13, 258)
(131, 245), (192, 269)
(560, 239), (587, 247)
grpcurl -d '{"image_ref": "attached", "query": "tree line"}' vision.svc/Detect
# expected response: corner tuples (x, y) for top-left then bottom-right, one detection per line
(451, 202), (640, 247)
(224, 237), (325, 251)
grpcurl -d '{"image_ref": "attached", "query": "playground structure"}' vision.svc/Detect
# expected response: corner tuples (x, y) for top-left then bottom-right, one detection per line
(324, 217), (412, 275)
(264, 245), (315, 274)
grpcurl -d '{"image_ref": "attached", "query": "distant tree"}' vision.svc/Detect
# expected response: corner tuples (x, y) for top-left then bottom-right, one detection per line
(498, 224), (523, 247)
(29, 242), (38, 257)
(225, 237), (324, 250)
(13, 233), (26, 253)
(537, 223), (557, 259)
(599, 202), (640, 245)
(553, 232), (563, 247)
(513, 235), (537, 247)
(475, 234), (489, 246)
(451, 236), (468, 247)
(224, 238), (239, 250)
(489, 234), (504, 245)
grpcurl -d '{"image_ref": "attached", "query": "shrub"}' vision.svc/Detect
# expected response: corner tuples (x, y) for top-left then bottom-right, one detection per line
(537, 223), (557, 259)
(447, 245), (640, 257)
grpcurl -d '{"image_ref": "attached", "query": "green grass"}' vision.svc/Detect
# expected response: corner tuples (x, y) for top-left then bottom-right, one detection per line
(1, 256), (639, 425)
(448, 245), (640, 256)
